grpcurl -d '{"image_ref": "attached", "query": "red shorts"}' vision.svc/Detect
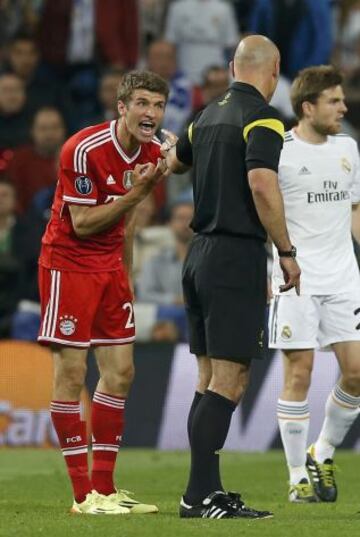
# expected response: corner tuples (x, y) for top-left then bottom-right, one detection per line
(38, 266), (135, 347)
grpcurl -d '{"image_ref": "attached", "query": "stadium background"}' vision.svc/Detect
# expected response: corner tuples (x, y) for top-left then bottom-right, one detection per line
(1, 0), (360, 451)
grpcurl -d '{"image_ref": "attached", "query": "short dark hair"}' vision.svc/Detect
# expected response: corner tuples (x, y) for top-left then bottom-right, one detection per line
(117, 70), (169, 103)
(291, 65), (343, 119)
(31, 106), (64, 125)
(0, 175), (15, 190)
(10, 31), (38, 48)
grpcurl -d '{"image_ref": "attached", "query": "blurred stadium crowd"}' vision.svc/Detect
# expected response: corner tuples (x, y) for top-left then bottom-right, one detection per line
(1, 0), (360, 343)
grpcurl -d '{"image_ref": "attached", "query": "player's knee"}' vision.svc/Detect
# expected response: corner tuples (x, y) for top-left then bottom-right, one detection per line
(341, 369), (360, 396)
(198, 368), (212, 391)
(287, 368), (311, 394)
(102, 363), (135, 394)
(55, 363), (86, 395)
(210, 372), (248, 404)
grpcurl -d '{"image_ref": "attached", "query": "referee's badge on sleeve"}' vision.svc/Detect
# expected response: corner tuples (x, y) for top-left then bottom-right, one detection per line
(75, 176), (93, 195)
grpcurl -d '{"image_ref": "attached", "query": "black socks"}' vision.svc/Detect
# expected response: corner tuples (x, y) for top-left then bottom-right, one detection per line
(185, 389), (236, 505)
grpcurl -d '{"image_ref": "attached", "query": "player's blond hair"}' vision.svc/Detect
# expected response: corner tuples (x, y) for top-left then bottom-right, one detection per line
(117, 70), (169, 103)
(291, 65), (343, 119)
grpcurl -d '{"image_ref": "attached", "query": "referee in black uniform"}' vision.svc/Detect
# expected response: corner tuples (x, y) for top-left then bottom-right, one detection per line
(165, 35), (301, 519)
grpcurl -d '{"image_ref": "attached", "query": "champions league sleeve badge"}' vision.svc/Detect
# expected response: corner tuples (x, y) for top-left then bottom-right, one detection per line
(123, 170), (134, 190)
(75, 176), (93, 195)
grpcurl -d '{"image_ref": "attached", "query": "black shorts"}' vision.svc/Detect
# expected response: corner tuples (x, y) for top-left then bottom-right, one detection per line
(182, 234), (267, 364)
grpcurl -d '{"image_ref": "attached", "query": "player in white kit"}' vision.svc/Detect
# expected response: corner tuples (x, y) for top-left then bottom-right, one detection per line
(268, 65), (360, 503)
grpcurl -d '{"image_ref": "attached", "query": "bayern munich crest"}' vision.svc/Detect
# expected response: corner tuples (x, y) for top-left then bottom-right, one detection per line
(59, 315), (78, 336)
(123, 170), (133, 190)
(75, 175), (93, 195)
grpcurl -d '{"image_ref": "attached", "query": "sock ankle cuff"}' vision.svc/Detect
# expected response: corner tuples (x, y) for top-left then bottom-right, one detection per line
(332, 385), (360, 409)
(277, 399), (309, 419)
(50, 401), (80, 414)
(204, 390), (237, 411)
(93, 392), (126, 410)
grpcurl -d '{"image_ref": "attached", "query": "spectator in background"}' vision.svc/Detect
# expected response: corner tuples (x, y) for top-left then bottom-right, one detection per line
(232, 0), (254, 33)
(0, 178), (21, 337)
(270, 75), (296, 128)
(80, 68), (125, 128)
(249, 0), (333, 80)
(164, 0), (238, 84)
(140, 0), (169, 51)
(4, 33), (74, 127)
(190, 65), (230, 120)
(7, 106), (65, 213)
(136, 195), (194, 341)
(38, 0), (139, 129)
(0, 73), (32, 149)
(0, 0), (40, 50)
(133, 192), (173, 283)
(38, 0), (139, 71)
(333, 0), (360, 137)
(147, 39), (193, 136)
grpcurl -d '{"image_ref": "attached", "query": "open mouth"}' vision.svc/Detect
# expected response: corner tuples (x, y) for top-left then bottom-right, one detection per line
(139, 121), (155, 136)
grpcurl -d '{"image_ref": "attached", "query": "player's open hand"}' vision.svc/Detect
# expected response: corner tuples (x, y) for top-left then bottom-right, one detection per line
(279, 257), (301, 295)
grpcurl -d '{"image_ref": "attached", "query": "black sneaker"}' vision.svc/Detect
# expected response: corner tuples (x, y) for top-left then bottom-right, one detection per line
(306, 445), (337, 502)
(179, 491), (273, 519)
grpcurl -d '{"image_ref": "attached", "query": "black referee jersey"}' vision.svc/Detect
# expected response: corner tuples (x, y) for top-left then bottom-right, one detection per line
(176, 81), (284, 241)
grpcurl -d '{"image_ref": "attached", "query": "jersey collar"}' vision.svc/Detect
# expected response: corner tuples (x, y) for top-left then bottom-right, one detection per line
(231, 82), (266, 102)
(110, 120), (141, 164)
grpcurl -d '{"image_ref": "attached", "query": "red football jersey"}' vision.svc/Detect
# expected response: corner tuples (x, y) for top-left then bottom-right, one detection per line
(39, 120), (162, 272)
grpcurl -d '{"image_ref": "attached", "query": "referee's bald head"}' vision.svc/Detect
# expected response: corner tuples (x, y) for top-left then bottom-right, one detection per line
(234, 35), (279, 72)
(232, 35), (280, 102)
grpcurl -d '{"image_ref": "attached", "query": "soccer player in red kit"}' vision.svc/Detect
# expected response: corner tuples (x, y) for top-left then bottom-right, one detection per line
(38, 71), (170, 514)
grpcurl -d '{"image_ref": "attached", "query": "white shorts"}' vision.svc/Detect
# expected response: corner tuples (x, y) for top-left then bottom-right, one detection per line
(268, 292), (360, 349)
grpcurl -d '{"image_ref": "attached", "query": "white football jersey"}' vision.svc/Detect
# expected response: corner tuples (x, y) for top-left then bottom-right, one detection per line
(272, 129), (360, 295)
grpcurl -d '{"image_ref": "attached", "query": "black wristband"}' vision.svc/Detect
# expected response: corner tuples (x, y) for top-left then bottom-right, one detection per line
(278, 245), (297, 258)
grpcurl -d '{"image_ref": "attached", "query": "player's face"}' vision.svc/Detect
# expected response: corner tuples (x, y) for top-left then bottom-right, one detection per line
(309, 85), (347, 135)
(119, 89), (166, 143)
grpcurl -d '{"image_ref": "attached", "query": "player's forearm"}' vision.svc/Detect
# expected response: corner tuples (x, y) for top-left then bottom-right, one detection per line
(70, 190), (145, 238)
(249, 170), (292, 252)
(165, 147), (190, 175)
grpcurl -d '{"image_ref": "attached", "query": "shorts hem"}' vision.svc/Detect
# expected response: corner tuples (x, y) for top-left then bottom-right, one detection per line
(90, 337), (135, 345)
(320, 335), (360, 348)
(208, 352), (254, 365)
(268, 341), (316, 350)
(38, 336), (90, 348)
(38, 335), (135, 347)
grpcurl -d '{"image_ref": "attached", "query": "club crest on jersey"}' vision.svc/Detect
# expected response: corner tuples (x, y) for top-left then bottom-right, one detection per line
(75, 176), (93, 195)
(123, 170), (133, 190)
(341, 158), (351, 174)
(59, 315), (78, 336)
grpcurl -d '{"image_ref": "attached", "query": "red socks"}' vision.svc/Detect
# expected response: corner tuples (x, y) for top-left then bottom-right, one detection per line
(50, 401), (92, 503)
(91, 391), (125, 495)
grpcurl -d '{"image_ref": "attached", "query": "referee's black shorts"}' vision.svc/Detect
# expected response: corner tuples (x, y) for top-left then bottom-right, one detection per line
(182, 233), (267, 364)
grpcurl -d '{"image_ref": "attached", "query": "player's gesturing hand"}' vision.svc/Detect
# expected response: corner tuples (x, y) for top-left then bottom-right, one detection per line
(160, 128), (178, 157)
(279, 257), (301, 295)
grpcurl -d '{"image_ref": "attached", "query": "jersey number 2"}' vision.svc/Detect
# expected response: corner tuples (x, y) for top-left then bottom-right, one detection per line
(122, 302), (135, 328)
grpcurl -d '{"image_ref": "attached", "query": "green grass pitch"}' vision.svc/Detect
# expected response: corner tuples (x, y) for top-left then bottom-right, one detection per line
(1, 449), (359, 536)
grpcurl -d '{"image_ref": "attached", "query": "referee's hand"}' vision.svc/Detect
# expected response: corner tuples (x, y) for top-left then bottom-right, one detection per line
(279, 258), (301, 295)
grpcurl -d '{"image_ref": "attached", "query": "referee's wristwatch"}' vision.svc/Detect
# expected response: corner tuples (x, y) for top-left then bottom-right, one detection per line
(278, 245), (297, 258)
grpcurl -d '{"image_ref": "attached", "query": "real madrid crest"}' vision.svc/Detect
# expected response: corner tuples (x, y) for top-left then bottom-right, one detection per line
(123, 170), (133, 190)
(281, 325), (292, 340)
(341, 157), (351, 174)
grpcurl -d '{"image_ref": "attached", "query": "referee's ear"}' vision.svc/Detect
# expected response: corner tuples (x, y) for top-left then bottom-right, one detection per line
(229, 61), (235, 78)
